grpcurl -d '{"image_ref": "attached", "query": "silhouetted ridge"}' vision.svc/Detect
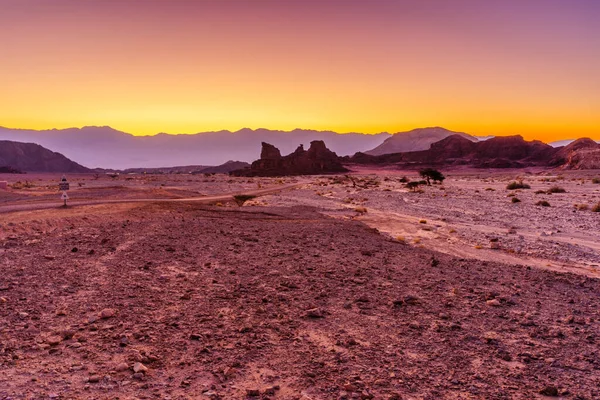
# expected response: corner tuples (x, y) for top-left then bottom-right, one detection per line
(231, 141), (348, 176)
(0, 140), (91, 172)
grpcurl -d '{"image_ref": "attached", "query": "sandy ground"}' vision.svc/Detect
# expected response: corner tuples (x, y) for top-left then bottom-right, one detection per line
(0, 171), (599, 399)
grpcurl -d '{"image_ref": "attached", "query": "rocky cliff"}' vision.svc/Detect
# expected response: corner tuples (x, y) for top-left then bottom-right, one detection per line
(231, 141), (348, 176)
(550, 138), (600, 169)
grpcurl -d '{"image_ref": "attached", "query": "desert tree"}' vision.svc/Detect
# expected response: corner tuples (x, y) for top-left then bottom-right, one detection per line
(419, 168), (445, 185)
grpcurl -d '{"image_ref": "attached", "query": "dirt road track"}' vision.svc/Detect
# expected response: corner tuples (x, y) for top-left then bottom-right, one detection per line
(0, 182), (303, 215)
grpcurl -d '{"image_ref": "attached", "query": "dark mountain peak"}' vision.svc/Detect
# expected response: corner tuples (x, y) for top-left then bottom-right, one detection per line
(563, 137), (600, 151)
(431, 133), (476, 147)
(0, 140), (90, 172)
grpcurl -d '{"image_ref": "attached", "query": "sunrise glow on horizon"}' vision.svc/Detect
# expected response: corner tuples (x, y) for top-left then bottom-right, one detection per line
(1, 0), (599, 142)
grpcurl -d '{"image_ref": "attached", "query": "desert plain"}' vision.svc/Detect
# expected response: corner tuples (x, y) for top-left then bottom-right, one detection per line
(1, 169), (599, 399)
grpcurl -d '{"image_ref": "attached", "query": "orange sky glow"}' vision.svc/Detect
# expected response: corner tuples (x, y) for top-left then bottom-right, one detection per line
(1, 0), (598, 142)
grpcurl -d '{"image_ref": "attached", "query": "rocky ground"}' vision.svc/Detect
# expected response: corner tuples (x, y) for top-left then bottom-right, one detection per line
(258, 169), (600, 277)
(0, 171), (599, 399)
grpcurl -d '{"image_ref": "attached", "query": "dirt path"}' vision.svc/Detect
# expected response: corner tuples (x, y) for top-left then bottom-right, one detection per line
(0, 182), (304, 215)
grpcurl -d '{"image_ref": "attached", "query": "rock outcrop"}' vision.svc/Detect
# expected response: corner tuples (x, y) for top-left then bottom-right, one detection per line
(231, 141), (348, 176)
(0, 140), (91, 173)
(550, 138), (600, 169)
(347, 135), (559, 169)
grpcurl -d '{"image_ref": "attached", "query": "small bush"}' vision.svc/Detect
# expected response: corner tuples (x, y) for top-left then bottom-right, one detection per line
(576, 204), (589, 211)
(419, 219), (427, 224)
(536, 200), (550, 207)
(592, 203), (600, 212)
(547, 186), (566, 194)
(354, 207), (367, 214)
(506, 181), (530, 190)
(233, 194), (256, 206)
(592, 177), (600, 184)
(405, 181), (422, 192)
(485, 187), (495, 191)
(534, 190), (546, 194)
(399, 176), (409, 183)
(511, 197), (521, 203)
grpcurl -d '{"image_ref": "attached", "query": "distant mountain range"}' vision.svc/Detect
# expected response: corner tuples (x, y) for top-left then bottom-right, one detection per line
(365, 127), (482, 156)
(0, 140), (90, 173)
(348, 135), (600, 170)
(122, 160), (250, 175)
(0, 126), (390, 169)
(1, 125), (597, 171)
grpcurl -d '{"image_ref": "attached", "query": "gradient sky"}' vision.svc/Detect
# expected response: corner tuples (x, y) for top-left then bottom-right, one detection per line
(1, 0), (599, 141)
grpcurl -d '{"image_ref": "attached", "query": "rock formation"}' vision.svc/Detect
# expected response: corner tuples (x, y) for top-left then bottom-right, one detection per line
(550, 138), (600, 169)
(347, 135), (559, 169)
(231, 141), (348, 176)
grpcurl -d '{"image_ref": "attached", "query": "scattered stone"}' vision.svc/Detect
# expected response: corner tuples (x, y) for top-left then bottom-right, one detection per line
(132, 372), (144, 380)
(486, 299), (501, 307)
(98, 308), (116, 319)
(539, 386), (559, 396)
(133, 362), (148, 374)
(88, 375), (101, 383)
(306, 308), (324, 318)
(115, 362), (129, 372)
(245, 388), (260, 397)
(46, 335), (63, 346)
(403, 295), (420, 305)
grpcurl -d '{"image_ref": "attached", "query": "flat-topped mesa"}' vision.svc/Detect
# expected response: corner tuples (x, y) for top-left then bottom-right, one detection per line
(231, 140), (348, 176)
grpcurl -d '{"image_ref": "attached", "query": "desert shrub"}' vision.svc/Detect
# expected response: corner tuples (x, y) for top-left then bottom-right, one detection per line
(592, 203), (600, 212)
(592, 177), (600, 184)
(419, 219), (427, 224)
(233, 194), (256, 206)
(419, 168), (445, 185)
(354, 206), (367, 214)
(535, 190), (546, 194)
(399, 176), (409, 183)
(547, 186), (566, 194)
(405, 181), (422, 192)
(511, 197), (521, 203)
(536, 200), (550, 207)
(506, 181), (530, 190)
(485, 187), (495, 191)
(576, 204), (589, 211)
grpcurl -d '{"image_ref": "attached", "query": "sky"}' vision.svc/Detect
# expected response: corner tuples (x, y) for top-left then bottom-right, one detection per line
(1, 0), (599, 141)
